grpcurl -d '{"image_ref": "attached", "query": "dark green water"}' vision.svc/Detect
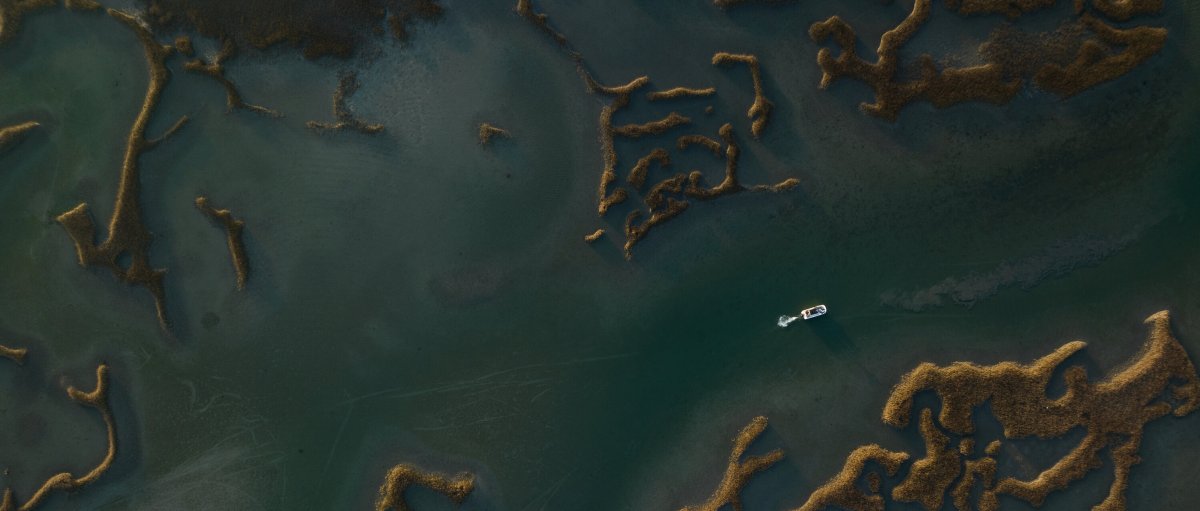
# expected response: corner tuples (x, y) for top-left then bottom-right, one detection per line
(1, 0), (1199, 509)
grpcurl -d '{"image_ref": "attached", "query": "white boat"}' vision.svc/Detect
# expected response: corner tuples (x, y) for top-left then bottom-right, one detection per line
(778, 304), (828, 327)
(801, 304), (828, 320)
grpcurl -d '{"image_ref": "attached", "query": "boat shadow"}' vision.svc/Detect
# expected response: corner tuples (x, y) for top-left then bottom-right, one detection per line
(806, 317), (883, 386)
(807, 317), (855, 356)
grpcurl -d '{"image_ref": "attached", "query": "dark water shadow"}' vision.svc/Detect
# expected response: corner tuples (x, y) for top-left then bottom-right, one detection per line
(806, 317), (883, 387)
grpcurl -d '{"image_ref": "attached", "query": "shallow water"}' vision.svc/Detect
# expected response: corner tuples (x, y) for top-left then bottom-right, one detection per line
(2, 0), (1199, 509)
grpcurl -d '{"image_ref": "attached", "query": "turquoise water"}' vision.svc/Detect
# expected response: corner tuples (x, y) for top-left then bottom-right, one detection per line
(2, 1), (1200, 509)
